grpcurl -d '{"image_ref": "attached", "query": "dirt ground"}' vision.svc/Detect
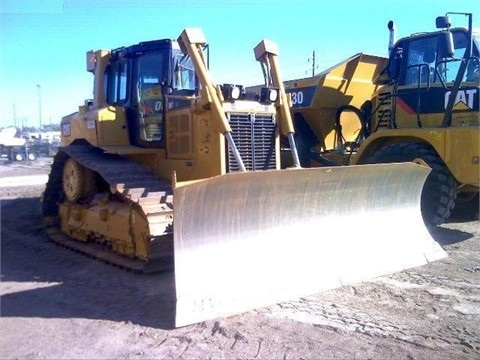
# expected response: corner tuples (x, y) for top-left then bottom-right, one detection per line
(1, 158), (479, 359)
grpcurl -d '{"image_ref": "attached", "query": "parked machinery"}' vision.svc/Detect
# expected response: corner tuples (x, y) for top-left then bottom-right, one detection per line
(0, 127), (38, 161)
(42, 28), (446, 327)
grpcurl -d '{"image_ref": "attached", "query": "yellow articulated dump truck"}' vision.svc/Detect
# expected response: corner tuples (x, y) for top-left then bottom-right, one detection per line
(42, 28), (446, 327)
(282, 13), (479, 225)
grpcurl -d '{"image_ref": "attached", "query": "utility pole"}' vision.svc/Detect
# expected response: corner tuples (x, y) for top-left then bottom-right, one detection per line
(312, 51), (316, 77)
(37, 84), (42, 131)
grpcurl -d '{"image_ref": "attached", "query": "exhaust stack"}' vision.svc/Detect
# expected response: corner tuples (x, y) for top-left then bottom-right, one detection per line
(388, 20), (395, 55)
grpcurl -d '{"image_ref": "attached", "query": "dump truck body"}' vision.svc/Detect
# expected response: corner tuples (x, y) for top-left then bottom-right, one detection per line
(282, 53), (388, 165)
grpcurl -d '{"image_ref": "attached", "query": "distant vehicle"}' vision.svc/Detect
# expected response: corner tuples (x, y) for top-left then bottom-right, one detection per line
(0, 127), (39, 161)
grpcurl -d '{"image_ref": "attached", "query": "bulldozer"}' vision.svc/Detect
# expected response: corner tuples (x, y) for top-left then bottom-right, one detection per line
(42, 28), (446, 327)
(280, 13), (479, 225)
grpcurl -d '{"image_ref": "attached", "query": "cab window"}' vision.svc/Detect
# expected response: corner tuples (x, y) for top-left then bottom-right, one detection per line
(173, 53), (196, 93)
(105, 61), (128, 104)
(448, 31), (479, 83)
(137, 53), (166, 142)
(404, 37), (437, 86)
(402, 30), (479, 85)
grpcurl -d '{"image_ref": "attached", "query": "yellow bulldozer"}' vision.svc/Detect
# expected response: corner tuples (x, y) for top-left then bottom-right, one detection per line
(42, 28), (446, 327)
(281, 13), (479, 225)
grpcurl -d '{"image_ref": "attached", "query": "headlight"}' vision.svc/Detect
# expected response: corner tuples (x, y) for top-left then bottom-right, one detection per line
(221, 84), (243, 100)
(260, 87), (279, 103)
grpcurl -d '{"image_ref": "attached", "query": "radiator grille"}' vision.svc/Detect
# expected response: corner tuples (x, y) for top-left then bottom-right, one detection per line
(227, 113), (277, 172)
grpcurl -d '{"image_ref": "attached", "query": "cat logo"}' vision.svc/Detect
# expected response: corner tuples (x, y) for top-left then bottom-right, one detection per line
(444, 89), (478, 110)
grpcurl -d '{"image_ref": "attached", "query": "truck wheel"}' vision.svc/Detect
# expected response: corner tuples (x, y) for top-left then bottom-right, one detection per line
(14, 153), (24, 161)
(28, 152), (37, 161)
(366, 142), (456, 226)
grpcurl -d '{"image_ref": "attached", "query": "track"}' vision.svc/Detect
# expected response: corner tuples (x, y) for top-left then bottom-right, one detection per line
(42, 144), (174, 273)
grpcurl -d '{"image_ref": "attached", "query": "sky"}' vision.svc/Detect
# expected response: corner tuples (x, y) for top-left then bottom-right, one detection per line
(0, 0), (478, 129)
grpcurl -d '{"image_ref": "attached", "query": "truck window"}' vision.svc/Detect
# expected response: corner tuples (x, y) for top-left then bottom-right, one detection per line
(446, 30), (478, 83)
(404, 37), (437, 86)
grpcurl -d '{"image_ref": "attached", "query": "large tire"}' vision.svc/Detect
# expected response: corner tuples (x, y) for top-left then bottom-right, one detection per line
(366, 142), (457, 226)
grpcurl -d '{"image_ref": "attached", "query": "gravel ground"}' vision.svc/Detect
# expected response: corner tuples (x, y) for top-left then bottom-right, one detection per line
(1, 157), (479, 359)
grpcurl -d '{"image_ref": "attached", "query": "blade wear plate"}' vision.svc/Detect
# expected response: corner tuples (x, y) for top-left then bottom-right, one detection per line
(173, 163), (447, 327)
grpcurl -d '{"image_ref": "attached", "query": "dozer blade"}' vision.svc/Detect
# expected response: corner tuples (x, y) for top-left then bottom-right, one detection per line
(173, 163), (446, 327)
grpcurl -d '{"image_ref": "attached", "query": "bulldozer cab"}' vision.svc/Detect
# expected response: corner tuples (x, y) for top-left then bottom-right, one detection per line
(102, 40), (199, 147)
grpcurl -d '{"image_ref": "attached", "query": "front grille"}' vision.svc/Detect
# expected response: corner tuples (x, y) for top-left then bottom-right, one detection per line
(227, 113), (277, 172)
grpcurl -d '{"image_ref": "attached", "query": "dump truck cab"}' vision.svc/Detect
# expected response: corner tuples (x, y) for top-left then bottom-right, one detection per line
(367, 21), (479, 134)
(379, 26), (479, 86)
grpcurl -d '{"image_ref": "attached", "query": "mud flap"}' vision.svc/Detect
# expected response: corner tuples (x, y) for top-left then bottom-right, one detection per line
(173, 163), (447, 327)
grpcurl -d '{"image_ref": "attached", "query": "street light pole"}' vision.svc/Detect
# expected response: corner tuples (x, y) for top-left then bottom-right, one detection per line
(36, 84), (42, 130)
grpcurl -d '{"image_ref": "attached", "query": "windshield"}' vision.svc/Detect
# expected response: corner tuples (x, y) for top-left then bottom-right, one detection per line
(173, 54), (196, 92)
(402, 29), (479, 85)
